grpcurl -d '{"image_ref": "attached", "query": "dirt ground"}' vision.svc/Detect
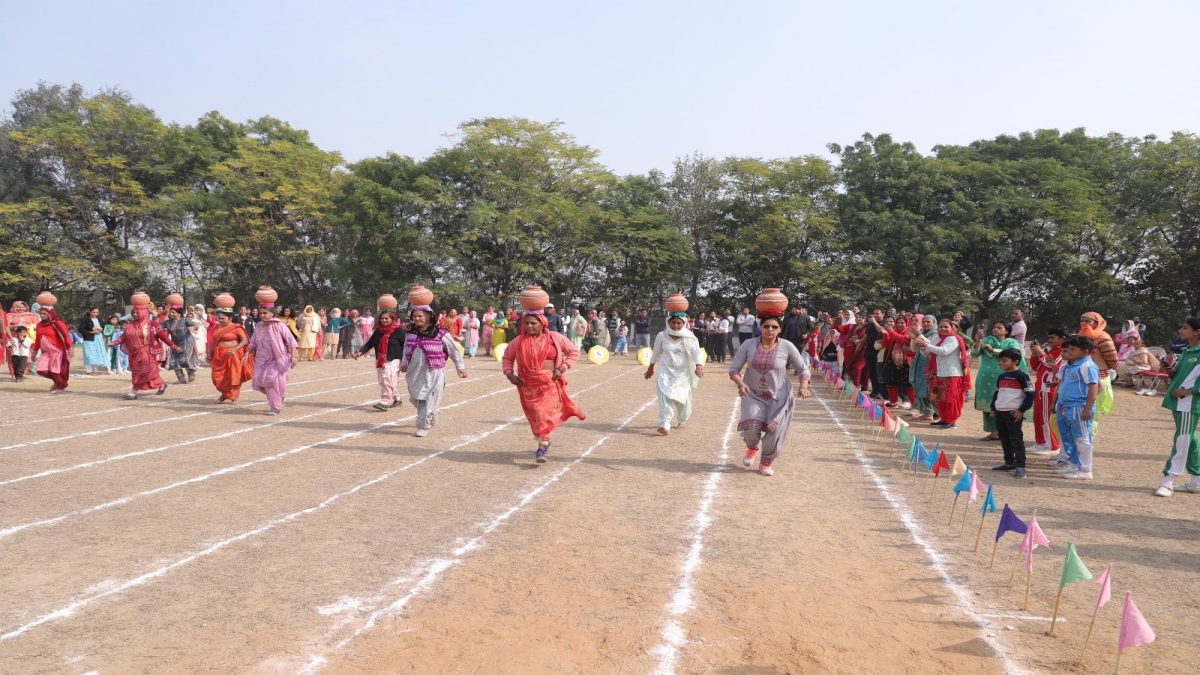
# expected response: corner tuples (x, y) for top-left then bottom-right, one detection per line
(0, 350), (1194, 674)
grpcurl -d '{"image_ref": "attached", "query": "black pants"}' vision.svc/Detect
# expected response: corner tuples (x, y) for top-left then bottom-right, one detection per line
(868, 351), (884, 396)
(11, 355), (27, 380)
(995, 410), (1027, 468)
(711, 335), (726, 363)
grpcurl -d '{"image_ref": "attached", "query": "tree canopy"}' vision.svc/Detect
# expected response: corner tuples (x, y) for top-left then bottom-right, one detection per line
(1, 82), (1196, 342)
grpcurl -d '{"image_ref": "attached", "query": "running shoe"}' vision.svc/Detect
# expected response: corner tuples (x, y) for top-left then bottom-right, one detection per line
(267, 410), (279, 416)
(414, 428), (428, 437)
(1177, 482), (1200, 494)
(1047, 458), (1068, 467)
(535, 447), (548, 463)
(1154, 484), (1174, 497)
(1054, 465), (1079, 474)
(156, 383), (168, 395)
(373, 402), (389, 411)
(1014, 468), (1027, 479)
(759, 459), (773, 476)
(743, 447), (759, 467)
(391, 398), (403, 408)
(1063, 471), (1093, 480)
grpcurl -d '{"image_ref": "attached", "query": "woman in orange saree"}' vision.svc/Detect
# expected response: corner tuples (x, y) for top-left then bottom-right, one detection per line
(502, 311), (585, 464)
(208, 308), (253, 403)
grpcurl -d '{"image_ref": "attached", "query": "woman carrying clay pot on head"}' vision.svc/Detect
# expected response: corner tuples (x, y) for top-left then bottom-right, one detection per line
(401, 303), (467, 437)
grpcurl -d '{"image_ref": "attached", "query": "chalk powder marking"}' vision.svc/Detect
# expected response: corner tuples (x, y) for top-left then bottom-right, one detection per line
(0, 374), (503, 487)
(816, 395), (1033, 675)
(649, 397), (739, 675)
(0, 380), (508, 540)
(0, 371), (369, 428)
(297, 396), (657, 675)
(0, 369), (631, 643)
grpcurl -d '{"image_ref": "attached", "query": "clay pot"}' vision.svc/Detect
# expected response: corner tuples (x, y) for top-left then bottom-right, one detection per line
(130, 290), (151, 306)
(518, 285), (550, 311)
(255, 286), (278, 305)
(755, 288), (788, 315)
(408, 285), (434, 306)
(213, 292), (235, 309)
(35, 290), (57, 307)
(664, 293), (689, 313)
(166, 292), (185, 308)
(377, 293), (399, 310)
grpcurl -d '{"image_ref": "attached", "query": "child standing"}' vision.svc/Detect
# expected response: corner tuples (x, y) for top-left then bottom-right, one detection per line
(108, 319), (130, 374)
(1155, 317), (1200, 497)
(1053, 336), (1100, 480)
(990, 348), (1035, 478)
(615, 321), (629, 356)
(1029, 327), (1066, 457)
(8, 326), (32, 382)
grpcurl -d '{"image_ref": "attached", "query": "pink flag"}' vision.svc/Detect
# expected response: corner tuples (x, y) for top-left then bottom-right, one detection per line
(1093, 564), (1112, 616)
(1118, 592), (1155, 653)
(1020, 516), (1050, 572)
(966, 471), (986, 504)
(884, 414), (897, 433)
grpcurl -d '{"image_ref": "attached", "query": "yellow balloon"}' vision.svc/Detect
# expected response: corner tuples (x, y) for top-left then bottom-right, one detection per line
(588, 346), (610, 365)
(636, 347), (653, 366)
(493, 343), (507, 362)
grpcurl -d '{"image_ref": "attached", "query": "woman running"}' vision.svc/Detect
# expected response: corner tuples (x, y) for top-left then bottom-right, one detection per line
(645, 311), (704, 435)
(246, 302), (298, 416)
(503, 308), (585, 463)
(112, 302), (179, 399)
(401, 304), (467, 437)
(208, 308), (252, 403)
(729, 311), (811, 476)
(32, 307), (72, 392)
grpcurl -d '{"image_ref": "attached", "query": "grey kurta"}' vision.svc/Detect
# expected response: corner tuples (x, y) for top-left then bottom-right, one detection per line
(402, 332), (465, 430)
(729, 337), (810, 460)
(163, 318), (199, 371)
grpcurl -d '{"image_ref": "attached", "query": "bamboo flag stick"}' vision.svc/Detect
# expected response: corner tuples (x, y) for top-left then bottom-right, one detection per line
(927, 472), (940, 503)
(989, 537), (1000, 568)
(940, 474), (955, 511)
(1078, 612), (1099, 665)
(1114, 648), (1122, 674)
(959, 499), (971, 536)
(1049, 585), (1065, 635)
(973, 510), (987, 552)
(947, 493), (960, 526)
(1023, 562), (1033, 610)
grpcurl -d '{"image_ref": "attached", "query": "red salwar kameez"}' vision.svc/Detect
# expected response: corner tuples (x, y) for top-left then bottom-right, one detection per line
(32, 309), (71, 391)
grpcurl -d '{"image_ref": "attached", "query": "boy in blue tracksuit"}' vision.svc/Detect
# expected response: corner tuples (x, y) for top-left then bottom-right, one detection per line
(1054, 336), (1100, 479)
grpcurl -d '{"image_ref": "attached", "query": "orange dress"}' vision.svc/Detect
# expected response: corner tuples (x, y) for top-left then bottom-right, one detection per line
(209, 323), (253, 401)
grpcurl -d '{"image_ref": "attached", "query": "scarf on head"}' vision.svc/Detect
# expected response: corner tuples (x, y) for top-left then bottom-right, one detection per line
(39, 308), (71, 348)
(375, 313), (399, 368)
(1078, 311), (1108, 340)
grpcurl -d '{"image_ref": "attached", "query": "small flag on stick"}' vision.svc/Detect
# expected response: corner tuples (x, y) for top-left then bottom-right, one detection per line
(972, 483), (997, 552)
(990, 504), (1027, 569)
(927, 447), (950, 503)
(1017, 515), (1050, 609)
(1078, 564), (1112, 665)
(948, 468), (972, 526)
(961, 471), (986, 536)
(942, 455), (968, 511)
(1049, 542), (1092, 635)
(1115, 592), (1155, 674)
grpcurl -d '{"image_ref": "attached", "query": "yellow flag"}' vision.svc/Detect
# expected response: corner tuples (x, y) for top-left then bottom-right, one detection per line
(951, 455), (967, 478)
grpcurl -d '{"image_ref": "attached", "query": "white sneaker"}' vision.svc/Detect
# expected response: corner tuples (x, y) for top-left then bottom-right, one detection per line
(1147, 390), (1161, 397)
(1063, 471), (1094, 480)
(1047, 458), (1068, 467)
(414, 428), (428, 437)
(1178, 482), (1200, 494)
(899, 402), (912, 410)
(1032, 448), (1057, 456)
(1054, 465), (1080, 474)
(1155, 484), (1174, 497)
(1029, 443), (1048, 452)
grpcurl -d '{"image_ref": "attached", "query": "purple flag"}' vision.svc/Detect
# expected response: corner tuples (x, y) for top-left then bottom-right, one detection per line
(994, 504), (1027, 542)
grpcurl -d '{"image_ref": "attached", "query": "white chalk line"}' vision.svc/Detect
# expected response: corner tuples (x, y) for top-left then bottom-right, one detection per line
(297, 394), (656, 675)
(0, 371), (369, 428)
(0, 382), (514, 541)
(0, 373), (504, 488)
(649, 397), (739, 675)
(0, 372), (378, 452)
(815, 393), (1032, 675)
(0, 368), (633, 644)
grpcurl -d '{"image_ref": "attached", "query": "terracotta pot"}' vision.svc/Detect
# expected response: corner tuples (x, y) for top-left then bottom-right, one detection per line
(35, 290), (57, 307)
(130, 290), (151, 307)
(755, 288), (788, 315)
(377, 293), (399, 310)
(408, 285), (434, 306)
(664, 293), (689, 313)
(213, 292), (235, 309)
(518, 285), (550, 311)
(255, 286), (278, 305)
(166, 292), (185, 308)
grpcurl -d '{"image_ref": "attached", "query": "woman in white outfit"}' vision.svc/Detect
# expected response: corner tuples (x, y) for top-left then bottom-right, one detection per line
(644, 312), (704, 435)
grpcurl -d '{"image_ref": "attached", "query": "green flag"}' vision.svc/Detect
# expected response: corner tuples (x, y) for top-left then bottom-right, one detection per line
(1059, 541), (1093, 587)
(905, 436), (917, 459)
(899, 427), (912, 444)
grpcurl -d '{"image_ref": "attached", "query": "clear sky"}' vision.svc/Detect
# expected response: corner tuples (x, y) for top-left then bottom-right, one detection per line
(2, 0), (1196, 174)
